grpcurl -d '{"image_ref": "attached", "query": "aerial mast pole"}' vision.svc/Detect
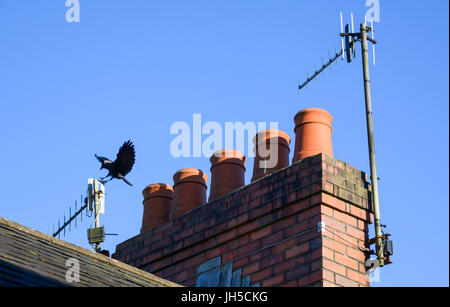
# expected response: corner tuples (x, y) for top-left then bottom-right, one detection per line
(360, 22), (384, 267)
(298, 14), (393, 268)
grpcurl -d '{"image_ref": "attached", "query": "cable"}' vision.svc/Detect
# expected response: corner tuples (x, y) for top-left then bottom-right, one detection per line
(323, 225), (369, 253)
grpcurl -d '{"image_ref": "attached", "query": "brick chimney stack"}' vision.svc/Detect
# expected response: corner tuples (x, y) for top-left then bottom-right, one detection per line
(114, 108), (373, 288)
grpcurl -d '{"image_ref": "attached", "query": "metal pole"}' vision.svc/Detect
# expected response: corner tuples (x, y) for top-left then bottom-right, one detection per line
(360, 23), (384, 267)
(94, 182), (101, 252)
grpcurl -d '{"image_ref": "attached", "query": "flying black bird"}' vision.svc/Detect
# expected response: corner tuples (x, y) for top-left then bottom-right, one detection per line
(95, 140), (135, 186)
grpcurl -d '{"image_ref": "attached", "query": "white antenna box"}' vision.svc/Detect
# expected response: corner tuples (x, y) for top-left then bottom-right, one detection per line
(87, 178), (105, 214)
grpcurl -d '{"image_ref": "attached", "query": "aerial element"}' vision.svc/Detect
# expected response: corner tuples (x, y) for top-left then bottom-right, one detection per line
(95, 140), (135, 186)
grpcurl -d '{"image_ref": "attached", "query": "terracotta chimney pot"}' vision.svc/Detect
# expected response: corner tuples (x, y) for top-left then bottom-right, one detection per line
(292, 108), (333, 162)
(171, 168), (208, 219)
(209, 149), (246, 201)
(251, 129), (291, 182)
(141, 183), (174, 233)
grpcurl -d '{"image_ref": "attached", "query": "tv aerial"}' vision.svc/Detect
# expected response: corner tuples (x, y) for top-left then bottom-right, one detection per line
(51, 178), (117, 254)
(297, 12), (392, 268)
(86, 179), (106, 253)
(298, 13), (377, 91)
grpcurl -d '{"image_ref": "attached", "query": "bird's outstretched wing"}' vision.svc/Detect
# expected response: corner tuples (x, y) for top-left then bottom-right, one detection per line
(114, 140), (135, 176)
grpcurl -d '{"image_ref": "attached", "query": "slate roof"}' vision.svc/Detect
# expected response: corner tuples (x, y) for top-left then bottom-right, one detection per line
(0, 217), (181, 287)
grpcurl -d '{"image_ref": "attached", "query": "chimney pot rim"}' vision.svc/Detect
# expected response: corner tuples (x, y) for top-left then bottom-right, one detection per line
(142, 183), (174, 200)
(294, 108), (333, 127)
(173, 168), (208, 187)
(210, 149), (247, 167)
(252, 129), (291, 145)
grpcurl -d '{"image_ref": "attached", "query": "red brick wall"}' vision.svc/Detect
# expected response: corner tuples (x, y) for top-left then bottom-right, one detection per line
(112, 154), (373, 287)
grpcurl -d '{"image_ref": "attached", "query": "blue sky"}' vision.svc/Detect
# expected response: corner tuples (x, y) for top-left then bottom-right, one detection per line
(0, 0), (448, 287)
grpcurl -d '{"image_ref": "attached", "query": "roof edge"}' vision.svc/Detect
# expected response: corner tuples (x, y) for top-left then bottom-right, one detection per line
(0, 217), (182, 287)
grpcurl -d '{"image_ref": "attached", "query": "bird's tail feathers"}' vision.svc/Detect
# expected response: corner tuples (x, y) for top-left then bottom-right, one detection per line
(121, 177), (133, 186)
